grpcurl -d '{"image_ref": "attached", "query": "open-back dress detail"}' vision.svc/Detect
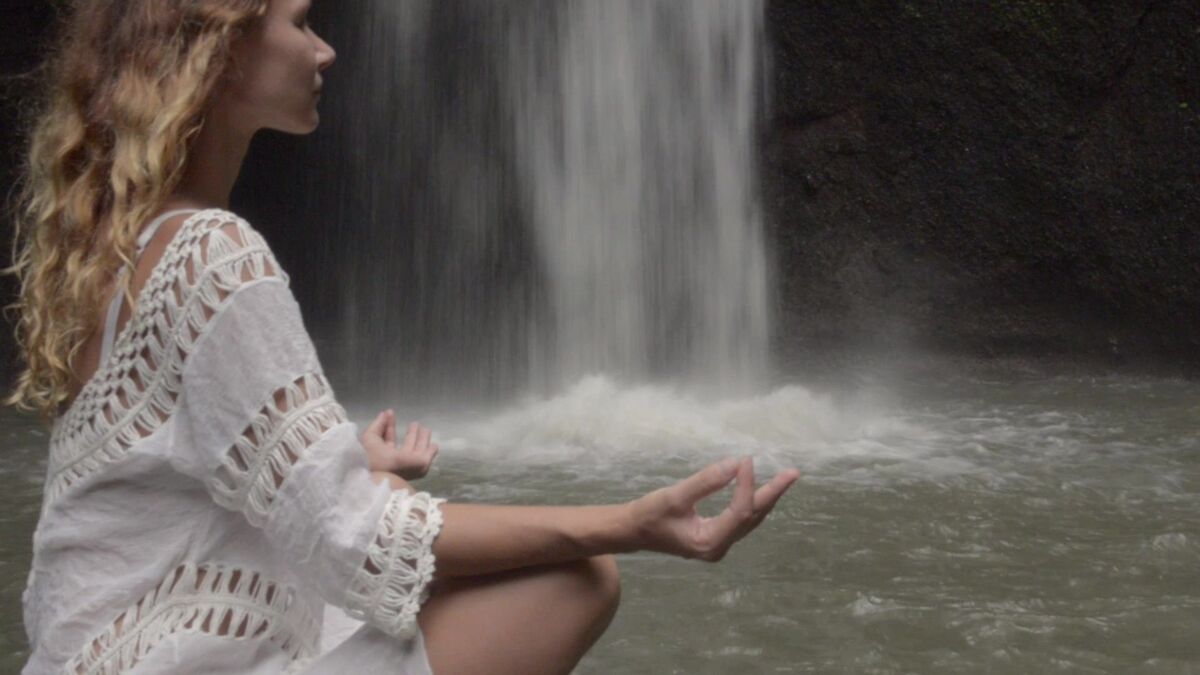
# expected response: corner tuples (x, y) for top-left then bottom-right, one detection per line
(23, 209), (443, 675)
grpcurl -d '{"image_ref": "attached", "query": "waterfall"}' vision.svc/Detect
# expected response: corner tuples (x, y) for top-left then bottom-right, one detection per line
(318, 0), (769, 403)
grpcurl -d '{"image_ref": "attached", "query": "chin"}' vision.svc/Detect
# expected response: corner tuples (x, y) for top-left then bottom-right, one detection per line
(303, 110), (321, 134)
(278, 115), (321, 136)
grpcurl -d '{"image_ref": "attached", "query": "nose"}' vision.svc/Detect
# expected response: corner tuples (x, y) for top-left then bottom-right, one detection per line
(315, 34), (336, 71)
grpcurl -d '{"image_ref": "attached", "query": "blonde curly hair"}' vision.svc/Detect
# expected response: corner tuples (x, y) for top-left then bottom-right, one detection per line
(5, 0), (269, 419)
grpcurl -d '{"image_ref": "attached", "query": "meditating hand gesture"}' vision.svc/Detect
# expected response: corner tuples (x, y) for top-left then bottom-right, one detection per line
(361, 410), (439, 480)
(628, 457), (800, 561)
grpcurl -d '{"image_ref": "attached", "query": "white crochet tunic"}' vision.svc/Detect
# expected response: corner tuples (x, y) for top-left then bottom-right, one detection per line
(21, 210), (445, 674)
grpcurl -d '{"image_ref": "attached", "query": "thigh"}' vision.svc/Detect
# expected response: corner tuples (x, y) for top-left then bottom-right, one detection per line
(418, 556), (621, 675)
(300, 623), (433, 675)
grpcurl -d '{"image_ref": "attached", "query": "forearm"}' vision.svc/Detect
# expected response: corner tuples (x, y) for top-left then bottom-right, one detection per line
(433, 502), (638, 577)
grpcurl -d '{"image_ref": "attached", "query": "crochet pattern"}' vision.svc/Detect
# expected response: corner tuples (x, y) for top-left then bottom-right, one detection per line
(210, 372), (349, 524)
(47, 211), (283, 507)
(67, 562), (320, 675)
(345, 490), (446, 639)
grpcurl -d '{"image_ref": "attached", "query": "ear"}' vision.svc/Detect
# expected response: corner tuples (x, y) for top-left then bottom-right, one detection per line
(221, 49), (248, 85)
(222, 23), (262, 85)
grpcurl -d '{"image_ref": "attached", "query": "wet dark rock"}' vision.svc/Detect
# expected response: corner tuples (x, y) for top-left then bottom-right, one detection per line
(0, 2), (58, 386)
(764, 0), (1200, 369)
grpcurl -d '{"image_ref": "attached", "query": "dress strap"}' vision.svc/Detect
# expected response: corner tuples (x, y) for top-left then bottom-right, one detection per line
(135, 209), (200, 254)
(99, 209), (200, 365)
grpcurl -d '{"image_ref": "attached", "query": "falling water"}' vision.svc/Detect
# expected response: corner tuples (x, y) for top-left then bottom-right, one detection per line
(508, 1), (769, 392)
(317, 0), (769, 403)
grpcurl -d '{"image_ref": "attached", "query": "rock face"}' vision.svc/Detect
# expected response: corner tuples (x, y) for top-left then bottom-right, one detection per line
(763, 0), (1200, 367)
(0, 2), (57, 388)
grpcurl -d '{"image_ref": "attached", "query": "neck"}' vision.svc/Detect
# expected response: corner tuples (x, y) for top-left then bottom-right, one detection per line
(169, 111), (254, 211)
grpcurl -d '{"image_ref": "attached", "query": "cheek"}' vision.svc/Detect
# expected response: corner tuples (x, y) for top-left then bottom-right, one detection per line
(231, 53), (301, 107)
(221, 29), (316, 127)
(236, 29), (308, 85)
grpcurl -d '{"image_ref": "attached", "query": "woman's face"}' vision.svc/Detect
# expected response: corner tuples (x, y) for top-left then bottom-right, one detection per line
(220, 0), (336, 135)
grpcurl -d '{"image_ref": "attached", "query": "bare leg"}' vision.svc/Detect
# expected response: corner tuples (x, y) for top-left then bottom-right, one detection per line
(418, 556), (621, 675)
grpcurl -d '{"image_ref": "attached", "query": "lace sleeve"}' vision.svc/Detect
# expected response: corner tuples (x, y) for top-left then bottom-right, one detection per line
(169, 212), (443, 639)
(346, 489), (444, 636)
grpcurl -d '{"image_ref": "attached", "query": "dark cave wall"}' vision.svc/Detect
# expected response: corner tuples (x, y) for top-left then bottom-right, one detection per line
(763, 0), (1200, 364)
(0, 2), (58, 389)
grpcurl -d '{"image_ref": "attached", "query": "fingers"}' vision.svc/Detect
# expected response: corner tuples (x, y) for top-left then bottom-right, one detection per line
(753, 469), (801, 510)
(696, 458), (748, 554)
(402, 422), (419, 454)
(364, 410), (388, 439)
(749, 469), (801, 525)
(384, 409), (396, 444)
(696, 461), (800, 560)
(732, 457), (755, 519)
(394, 421), (439, 479)
(699, 458), (755, 551)
(674, 457), (740, 505)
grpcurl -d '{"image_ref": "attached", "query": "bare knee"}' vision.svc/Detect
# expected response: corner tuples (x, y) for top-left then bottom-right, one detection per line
(590, 555), (621, 606)
(419, 557), (622, 675)
(574, 555), (621, 625)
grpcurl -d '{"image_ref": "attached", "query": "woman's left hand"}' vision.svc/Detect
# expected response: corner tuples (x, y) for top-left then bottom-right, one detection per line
(360, 410), (439, 480)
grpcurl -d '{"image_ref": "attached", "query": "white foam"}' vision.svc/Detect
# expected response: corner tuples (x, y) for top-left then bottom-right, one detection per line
(426, 375), (921, 473)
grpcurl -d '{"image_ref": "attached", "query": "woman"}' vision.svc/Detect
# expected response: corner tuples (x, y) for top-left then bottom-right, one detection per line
(5, 1), (801, 673)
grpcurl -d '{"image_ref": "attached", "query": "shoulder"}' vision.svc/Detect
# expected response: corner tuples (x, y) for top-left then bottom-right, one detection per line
(174, 209), (290, 288)
(185, 208), (268, 254)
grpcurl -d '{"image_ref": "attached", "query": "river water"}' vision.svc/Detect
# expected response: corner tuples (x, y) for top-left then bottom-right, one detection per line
(3, 359), (1197, 673)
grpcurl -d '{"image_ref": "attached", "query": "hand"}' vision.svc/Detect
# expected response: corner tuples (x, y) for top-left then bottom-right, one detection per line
(627, 457), (800, 562)
(360, 410), (439, 480)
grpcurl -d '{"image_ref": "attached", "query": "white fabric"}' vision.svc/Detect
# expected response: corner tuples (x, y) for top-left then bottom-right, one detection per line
(99, 209), (200, 366)
(22, 209), (444, 675)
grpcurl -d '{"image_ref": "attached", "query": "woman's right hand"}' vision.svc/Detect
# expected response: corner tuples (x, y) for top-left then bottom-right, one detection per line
(626, 457), (800, 562)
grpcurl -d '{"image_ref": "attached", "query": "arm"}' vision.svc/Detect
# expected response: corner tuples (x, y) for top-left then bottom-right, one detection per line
(359, 419), (799, 576)
(433, 503), (634, 576)
(432, 457), (800, 578)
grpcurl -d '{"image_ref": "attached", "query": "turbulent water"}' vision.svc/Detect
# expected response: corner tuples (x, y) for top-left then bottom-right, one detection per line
(4, 361), (1196, 673)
